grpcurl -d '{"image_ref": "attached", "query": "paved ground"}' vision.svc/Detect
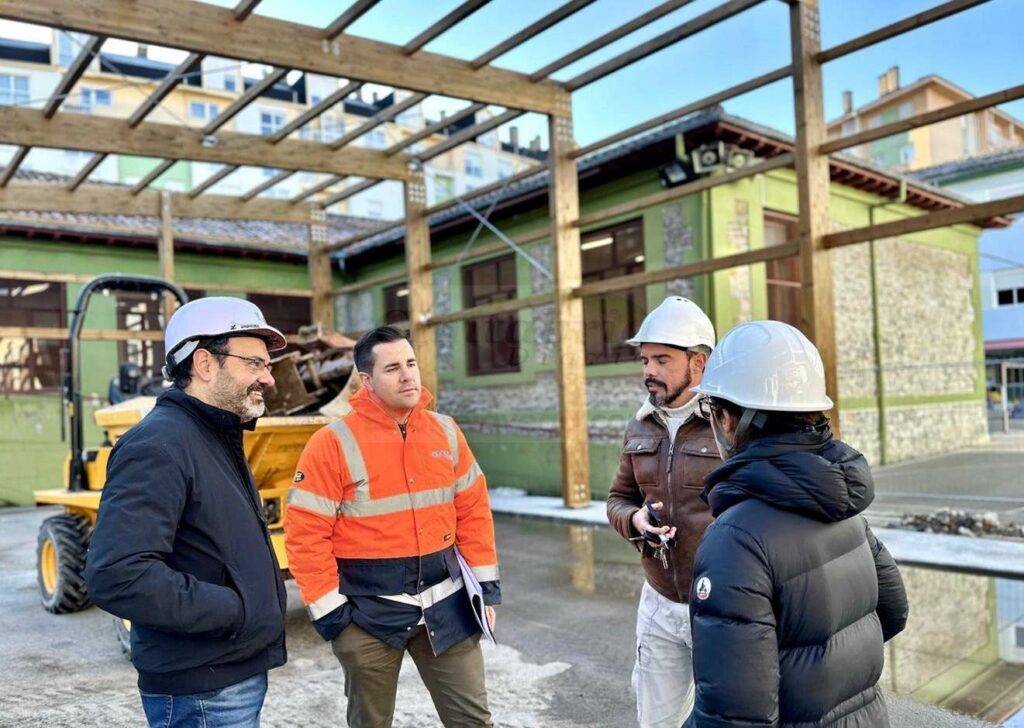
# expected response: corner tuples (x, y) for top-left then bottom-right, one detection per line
(0, 506), (996, 727)
(870, 430), (1024, 523)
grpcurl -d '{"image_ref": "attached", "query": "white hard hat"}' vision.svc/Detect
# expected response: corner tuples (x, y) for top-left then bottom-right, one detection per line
(691, 320), (833, 412)
(163, 297), (287, 377)
(626, 296), (715, 350)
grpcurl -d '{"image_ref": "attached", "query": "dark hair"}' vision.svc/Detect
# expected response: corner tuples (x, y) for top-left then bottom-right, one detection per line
(354, 326), (410, 374)
(710, 397), (825, 437)
(169, 336), (231, 389)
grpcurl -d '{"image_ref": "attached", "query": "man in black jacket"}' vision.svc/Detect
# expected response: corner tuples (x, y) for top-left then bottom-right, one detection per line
(686, 321), (909, 728)
(85, 297), (289, 728)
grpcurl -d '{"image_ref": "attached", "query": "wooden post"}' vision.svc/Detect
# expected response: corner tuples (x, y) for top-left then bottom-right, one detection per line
(158, 191), (177, 322)
(790, 0), (840, 433)
(307, 205), (333, 331)
(403, 171), (438, 399)
(549, 94), (591, 508)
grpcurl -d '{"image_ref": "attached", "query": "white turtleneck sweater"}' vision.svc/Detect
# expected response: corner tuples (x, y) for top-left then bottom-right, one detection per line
(657, 395), (702, 443)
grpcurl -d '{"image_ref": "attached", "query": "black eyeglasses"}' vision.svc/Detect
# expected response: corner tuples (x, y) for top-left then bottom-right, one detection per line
(696, 396), (719, 419)
(217, 352), (273, 374)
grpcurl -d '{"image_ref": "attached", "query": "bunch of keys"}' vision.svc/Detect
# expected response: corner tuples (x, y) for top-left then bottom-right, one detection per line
(630, 501), (676, 569)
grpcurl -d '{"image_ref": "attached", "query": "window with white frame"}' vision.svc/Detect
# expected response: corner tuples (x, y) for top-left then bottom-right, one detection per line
(56, 31), (83, 67)
(366, 199), (383, 219)
(321, 116), (345, 143)
(72, 87), (112, 113)
(478, 130), (497, 147)
(189, 101), (220, 121)
(223, 76), (236, 92)
(363, 129), (387, 149)
(997, 288), (1024, 307)
(0, 74), (29, 106)
(464, 151), (483, 178)
(260, 110), (285, 136)
(497, 159), (513, 179)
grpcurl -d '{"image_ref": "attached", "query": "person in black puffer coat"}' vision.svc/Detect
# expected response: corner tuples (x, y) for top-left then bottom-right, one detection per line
(685, 321), (908, 728)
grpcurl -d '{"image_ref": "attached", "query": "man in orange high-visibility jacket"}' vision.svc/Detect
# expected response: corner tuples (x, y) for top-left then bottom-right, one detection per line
(284, 326), (500, 728)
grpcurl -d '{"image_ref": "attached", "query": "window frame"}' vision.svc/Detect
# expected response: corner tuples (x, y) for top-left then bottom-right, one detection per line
(462, 253), (520, 375)
(0, 278), (67, 394)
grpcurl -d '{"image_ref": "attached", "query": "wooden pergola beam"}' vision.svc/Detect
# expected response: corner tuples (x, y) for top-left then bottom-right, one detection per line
(565, 0), (764, 91)
(131, 159), (176, 195)
(402, 171), (436, 396)
(188, 164), (239, 198)
(320, 179), (379, 208)
(202, 67), (289, 135)
(817, 0), (990, 64)
(290, 174), (345, 204)
(429, 292), (553, 326)
(241, 169), (295, 201)
(269, 80), (361, 143)
(425, 164), (546, 215)
(324, 0), (381, 40)
(0, 180), (316, 223)
(0, 0), (566, 116)
(470, 0), (597, 69)
(571, 65), (792, 159)
(0, 106), (410, 180)
(402, 0), (491, 55)
(820, 82), (1024, 154)
(415, 109), (522, 162)
(233, 0), (262, 21)
(577, 153), (794, 229)
(823, 193), (1024, 249)
(328, 92), (428, 150)
(68, 152), (106, 191)
(128, 52), (202, 127)
(0, 147), (30, 188)
(528, 0), (697, 81)
(384, 102), (485, 156)
(331, 269), (405, 296)
(43, 34), (105, 118)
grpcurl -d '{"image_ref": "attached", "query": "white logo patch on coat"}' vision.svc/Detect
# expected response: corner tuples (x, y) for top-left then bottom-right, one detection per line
(430, 449), (453, 461)
(695, 576), (712, 601)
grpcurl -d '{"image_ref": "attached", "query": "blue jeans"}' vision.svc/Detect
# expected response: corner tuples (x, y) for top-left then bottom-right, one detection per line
(139, 672), (267, 728)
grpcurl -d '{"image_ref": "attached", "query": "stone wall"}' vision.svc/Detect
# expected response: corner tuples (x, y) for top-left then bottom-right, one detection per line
(662, 203), (696, 299)
(334, 289), (374, 333)
(433, 268), (454, 372)
(885, 400), (989, 462)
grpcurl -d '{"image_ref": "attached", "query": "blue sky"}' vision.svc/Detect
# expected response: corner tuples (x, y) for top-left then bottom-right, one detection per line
(203, 0), (1024, 147)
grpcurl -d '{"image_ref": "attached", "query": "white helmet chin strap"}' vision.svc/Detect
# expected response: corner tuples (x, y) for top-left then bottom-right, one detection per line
(710, 406), (767, 460)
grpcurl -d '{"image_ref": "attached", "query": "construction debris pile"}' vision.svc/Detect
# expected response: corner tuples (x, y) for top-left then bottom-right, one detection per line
(897, 508), (1024, 539)
(264, 326), (361, 417)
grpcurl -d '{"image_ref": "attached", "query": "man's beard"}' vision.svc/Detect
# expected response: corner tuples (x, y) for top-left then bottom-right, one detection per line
(211, 369), (266, 422)
(646, 370), (692, 408)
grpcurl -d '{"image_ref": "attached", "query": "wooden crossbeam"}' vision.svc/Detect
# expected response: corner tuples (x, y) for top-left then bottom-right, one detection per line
(331, 269), (405, 296)
(0, 326), (164, 342)
(270, 81), (361, 143)
(416, 110), (522, 162)
(820, 82), (1024, 154)
(0, 0), (565, 115)
(0, 268), (311, 296)
(577, 241), (800, 298)
(823, 193), (1024, 249)
(233, 0), (263, 21)
(128, 52), (202, 127)
(324, 0), (381, 40)
(817, 0), (990, 63)
(426, 227), (549, 271)
(565, 0), (764, 91)
(320, 179), (379, 208)
(68, 152), (107, 190)
(203, 67), (288, 135)
(328, 92), (428, 150)
(241, 169), (295, 201)
(470, 0), (597, 69)
(529, 0), (697, 81)
(0, 146), (30, 188)
(571, 65), (792, 159)
(290, 175), (345, 204)
(131, 159), (175, 195)
(402, 0), (491, 55)
(188, 164), (239, 198)
(0, 106), (410, 180)
(384, 103), (485, 156)
(577, 153), (794, 228)
(43, 34), (105, 118)
(323, 220), (405, 253)
(429, 292), (553, 326)
(0, 180), (316, 223)
(425, 164), (546, 215)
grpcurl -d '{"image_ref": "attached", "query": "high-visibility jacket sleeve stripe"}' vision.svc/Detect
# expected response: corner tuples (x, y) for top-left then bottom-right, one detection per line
(284, 426), (345, 610)
(454, 461), (483, 494)
(287, 487), (341, 519)
(340, 485), (455, 518)
(451, 422), (499, 573)
(326, 420), (370, 502)
(308, 589), (348, 621)
(471, 565), (500, 583)
(428, 411), (460, 468)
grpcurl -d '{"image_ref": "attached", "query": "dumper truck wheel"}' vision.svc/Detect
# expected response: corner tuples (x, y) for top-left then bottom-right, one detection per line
(37, 514), (92, 614)
(114, 617), (132, 661)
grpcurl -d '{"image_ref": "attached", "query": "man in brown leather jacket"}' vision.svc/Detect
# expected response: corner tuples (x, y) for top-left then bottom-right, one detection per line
(606, 296), (717, 728)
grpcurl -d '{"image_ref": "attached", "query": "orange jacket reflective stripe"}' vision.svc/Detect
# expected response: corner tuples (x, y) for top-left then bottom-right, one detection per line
(284, 387), (499, 611)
